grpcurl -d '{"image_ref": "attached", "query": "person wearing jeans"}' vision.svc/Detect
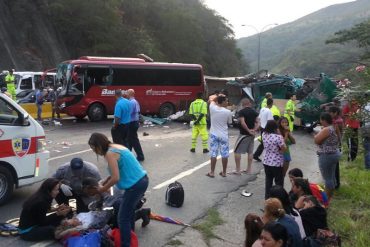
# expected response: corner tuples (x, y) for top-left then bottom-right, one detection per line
(89, 133), (148, 247)
(314, 113), (341, 200)
(363, 103), (370, 170)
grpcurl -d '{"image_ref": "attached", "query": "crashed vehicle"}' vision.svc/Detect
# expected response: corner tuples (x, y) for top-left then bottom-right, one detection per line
(295, 73), (338, 130)
(205, 70), (337, 130)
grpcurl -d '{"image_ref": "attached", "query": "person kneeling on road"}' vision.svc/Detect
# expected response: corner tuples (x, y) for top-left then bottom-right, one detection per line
(53, 157), (101, 213)
(18, 178), (71, 242)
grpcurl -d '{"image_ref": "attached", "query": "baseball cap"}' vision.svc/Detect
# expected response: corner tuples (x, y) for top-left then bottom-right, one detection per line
(70, 157), (84, 170)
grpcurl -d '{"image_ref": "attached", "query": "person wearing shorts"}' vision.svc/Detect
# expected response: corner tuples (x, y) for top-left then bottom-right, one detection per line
(232, 98), (259, 175)
(206, 95), (232, 178)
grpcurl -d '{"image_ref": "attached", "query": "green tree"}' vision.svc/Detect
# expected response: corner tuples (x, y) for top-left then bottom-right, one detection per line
(326, 19), (370, 60)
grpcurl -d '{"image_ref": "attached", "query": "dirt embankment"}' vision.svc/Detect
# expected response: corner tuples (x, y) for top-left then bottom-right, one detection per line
(0, 1), (70, 71)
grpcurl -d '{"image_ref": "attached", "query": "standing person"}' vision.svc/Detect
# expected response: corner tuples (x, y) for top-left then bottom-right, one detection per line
(277, 117), (295, 177)
(35, 85), (45, 121)
(127, 89), (145, 161)
(314, 112), (341, 200)
(263, 120), (287, 199)
(342, 100), (360, 161)
(254, 98), (274, 162)
(232, 98), (259, 175)
(206, 95), (232, 178)
(328, 106), (344, 189)
(53, 157), (102, 213)
(362, 103), (370, 170)
(284, 93), (296, 132)
(48, 85), (61, 120)
(18, 178), (71, 241)
(189, 92), (209, 153)
(88, 133), (148, 247)
(111, 90), (131, 147)
(5, 69), (16, 100)
(261, 92), (272, 109)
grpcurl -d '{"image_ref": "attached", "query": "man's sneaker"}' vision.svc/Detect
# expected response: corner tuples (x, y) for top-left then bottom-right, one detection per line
(253, 156), (262, 162)
(203, 149), (209, 153)
(190, 148), (195, 153)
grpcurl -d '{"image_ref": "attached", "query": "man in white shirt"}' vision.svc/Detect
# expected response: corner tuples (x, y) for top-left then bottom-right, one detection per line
(253, 98), (274, 162)
(206, 95), (232, 178)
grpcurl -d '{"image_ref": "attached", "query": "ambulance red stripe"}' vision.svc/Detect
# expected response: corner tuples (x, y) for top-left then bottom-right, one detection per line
(0, 136), (42, 158)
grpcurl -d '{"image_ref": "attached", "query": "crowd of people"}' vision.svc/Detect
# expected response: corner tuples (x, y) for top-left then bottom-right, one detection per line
(13, 88), (369, 247)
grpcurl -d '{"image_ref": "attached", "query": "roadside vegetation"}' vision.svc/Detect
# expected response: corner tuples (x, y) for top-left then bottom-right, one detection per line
(328, 155), (370, 247)
(193, 208), (225, 246)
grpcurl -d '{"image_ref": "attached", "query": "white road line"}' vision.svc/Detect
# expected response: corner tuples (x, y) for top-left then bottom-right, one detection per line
(153, 149), (234, 190)
(29, 240), (55, 247)
(48, 148), (91, 161)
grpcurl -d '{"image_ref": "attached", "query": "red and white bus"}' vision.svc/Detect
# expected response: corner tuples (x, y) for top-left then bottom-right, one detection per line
(56, 56), (205, 121)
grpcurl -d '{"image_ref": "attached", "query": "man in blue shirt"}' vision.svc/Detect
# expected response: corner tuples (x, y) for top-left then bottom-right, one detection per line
(127, 89), (145, 161)
(111, 89), (131, 147)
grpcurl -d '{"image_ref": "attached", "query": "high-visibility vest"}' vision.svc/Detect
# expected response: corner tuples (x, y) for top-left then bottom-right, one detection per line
(261, 98), (267, 108)
(189, 99), (207, 125)
(271, 105), (281, 117)
(284, 99), (295, 117)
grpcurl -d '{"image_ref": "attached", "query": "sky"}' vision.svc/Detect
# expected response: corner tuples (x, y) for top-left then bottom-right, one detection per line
(203, 0), (355, 38)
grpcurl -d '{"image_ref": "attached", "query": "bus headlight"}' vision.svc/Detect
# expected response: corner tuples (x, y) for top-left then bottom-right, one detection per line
(36, 137), (46, 152)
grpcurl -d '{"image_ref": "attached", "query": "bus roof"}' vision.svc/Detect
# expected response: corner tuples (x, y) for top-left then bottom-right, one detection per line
(78, 56), (146, 63)
(61, 56), (203, 69)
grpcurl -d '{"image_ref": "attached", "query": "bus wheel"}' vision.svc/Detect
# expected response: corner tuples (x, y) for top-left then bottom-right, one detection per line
(159, 103), (175, 118)
(88, 103), (106, 122)
(0, 167), (14, 205)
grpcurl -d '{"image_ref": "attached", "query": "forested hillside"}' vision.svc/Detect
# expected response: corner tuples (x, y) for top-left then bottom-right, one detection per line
(0, 0), (247, 76)
(237, 0), (370, 77)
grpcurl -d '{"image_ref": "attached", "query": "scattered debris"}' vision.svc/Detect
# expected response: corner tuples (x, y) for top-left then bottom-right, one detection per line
(142, 115), (167, 125)
(143, 132), (149, 136)
(168, 110), (185, 120)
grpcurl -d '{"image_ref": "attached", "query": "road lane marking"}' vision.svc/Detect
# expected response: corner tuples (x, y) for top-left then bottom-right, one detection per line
(48, 148), (91, 161)
(30, 240), (54, 247)
(153, 149), (234, 190)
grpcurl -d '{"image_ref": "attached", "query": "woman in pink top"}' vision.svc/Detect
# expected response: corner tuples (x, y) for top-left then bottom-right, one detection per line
(262, 120), (287, 199)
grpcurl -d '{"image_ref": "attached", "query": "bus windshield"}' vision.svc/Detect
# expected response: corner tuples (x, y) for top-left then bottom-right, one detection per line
(57, 63), (81, 96)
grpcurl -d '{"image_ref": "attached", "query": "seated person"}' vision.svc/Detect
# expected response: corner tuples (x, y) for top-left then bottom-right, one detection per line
(295, 195), (328, 237)
(268, 186), (306, 239)
(53, 157), (101, 213)
(289, 177), (312, 208)
(260, 222), (288, 247)
(18, 178), (71, 241)
(262, 198), (303, 247)
(288, 168), (329, 207)
(244, 213), (263, 247)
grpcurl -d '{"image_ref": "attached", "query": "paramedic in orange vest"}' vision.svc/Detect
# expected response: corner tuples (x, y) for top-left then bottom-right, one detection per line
(189, 92), (209, 153)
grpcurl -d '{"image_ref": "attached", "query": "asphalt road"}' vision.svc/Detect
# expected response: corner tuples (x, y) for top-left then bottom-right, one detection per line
(0, 118), (319, 247)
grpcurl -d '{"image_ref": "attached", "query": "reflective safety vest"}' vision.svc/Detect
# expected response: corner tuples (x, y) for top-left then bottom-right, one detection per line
(271, 105), (281, 117)
(284, 99), (295, 117)
(189, 99), (207, 125)
(5, 74), (15, 84)
(261, 98), (267, 108)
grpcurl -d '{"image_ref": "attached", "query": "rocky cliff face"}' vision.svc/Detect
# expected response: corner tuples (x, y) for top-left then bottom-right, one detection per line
(0, 1), (70, 71)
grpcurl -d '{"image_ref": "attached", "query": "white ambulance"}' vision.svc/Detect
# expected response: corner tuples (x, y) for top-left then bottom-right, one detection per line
(0, 93), (49, 205)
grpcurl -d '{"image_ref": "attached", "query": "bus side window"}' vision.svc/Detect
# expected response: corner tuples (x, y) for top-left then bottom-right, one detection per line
(86, 68), (110, 86)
